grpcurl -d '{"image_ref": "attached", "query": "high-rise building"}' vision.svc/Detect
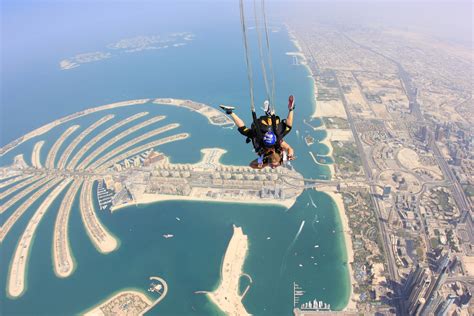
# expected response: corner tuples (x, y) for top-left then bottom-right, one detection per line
(436, 252), (450, 274)
(435, 294), (456, 316)
(419, 266), (449, 316)
(405, 265), (432, 315)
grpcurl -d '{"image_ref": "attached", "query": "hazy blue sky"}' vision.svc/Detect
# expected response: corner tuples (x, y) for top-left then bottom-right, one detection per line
(1, 1), (471, 78)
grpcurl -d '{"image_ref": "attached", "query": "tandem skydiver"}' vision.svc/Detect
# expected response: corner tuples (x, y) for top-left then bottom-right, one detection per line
(220, 95), (296, 169)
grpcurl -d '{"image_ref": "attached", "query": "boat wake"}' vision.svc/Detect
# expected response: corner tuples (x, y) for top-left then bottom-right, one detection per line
(280, 220), (305, 275)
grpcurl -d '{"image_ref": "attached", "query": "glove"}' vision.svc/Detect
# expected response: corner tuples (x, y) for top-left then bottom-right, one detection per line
(257, 155), (264, 168)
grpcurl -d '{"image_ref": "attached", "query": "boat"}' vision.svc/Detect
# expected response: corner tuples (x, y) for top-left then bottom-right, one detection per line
(163, 234), (174, 239)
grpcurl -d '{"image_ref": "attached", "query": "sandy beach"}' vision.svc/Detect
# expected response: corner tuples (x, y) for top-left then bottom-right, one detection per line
(207, 225), (250, 316)
(324, 191), (357, 311)
(111, 190), (296, 213)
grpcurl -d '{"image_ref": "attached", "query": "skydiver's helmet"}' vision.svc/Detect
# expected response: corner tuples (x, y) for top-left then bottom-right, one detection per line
(263, 131), (277, 147)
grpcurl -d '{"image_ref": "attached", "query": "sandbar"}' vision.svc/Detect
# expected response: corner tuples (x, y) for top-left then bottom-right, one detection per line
(207, 225), (250, 316)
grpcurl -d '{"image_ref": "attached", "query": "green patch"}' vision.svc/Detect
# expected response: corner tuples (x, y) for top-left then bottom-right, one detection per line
(323, 117), (349, 129)
(332, 141), (362, 174)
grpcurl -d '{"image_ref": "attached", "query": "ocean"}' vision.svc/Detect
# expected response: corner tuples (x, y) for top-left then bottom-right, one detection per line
(0, 3), (350, 315)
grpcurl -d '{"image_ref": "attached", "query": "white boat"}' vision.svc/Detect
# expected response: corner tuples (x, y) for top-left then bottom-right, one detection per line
(266, 237), (271, 240)
(176, 217), (181, 221)
(163, 234), (174, 239)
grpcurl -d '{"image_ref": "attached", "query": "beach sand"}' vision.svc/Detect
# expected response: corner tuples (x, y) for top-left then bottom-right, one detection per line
(324, 191), (357, 311)
(207, 225), (250, 316)
(111, 191), (296, 213)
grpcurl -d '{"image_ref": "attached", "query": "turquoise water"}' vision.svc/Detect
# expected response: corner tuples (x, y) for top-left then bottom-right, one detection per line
(0, 17), (350, 316)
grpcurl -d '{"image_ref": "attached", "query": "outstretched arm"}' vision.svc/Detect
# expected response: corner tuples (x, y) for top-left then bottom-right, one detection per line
(280, 141), (295, 160)
(229, 113), (246, 128)
(286, 95), (295, 127)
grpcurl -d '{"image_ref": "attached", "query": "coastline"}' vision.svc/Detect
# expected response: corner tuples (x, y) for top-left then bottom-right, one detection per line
(111, 192), (295, 212)
(289, 27), (357, 311)
(324, 191), (357, 311)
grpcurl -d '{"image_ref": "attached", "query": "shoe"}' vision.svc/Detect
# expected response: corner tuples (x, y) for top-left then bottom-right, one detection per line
(219, 105), (235, 115)
(263, 100), (272, 116)
(288, 95), (295, 111)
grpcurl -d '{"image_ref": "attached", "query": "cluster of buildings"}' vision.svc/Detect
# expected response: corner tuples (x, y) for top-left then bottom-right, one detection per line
(290, 16), (473, 314)
(101, 148), (304, 211)
(404, 255), (471, 315)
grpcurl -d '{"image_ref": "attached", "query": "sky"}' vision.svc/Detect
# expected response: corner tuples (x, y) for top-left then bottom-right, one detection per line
(1, 0), (471, 90)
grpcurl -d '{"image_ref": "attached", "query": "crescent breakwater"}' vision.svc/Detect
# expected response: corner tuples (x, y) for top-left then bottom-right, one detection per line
(0, 98), (232, 156)
(0, 99), (151, 156)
